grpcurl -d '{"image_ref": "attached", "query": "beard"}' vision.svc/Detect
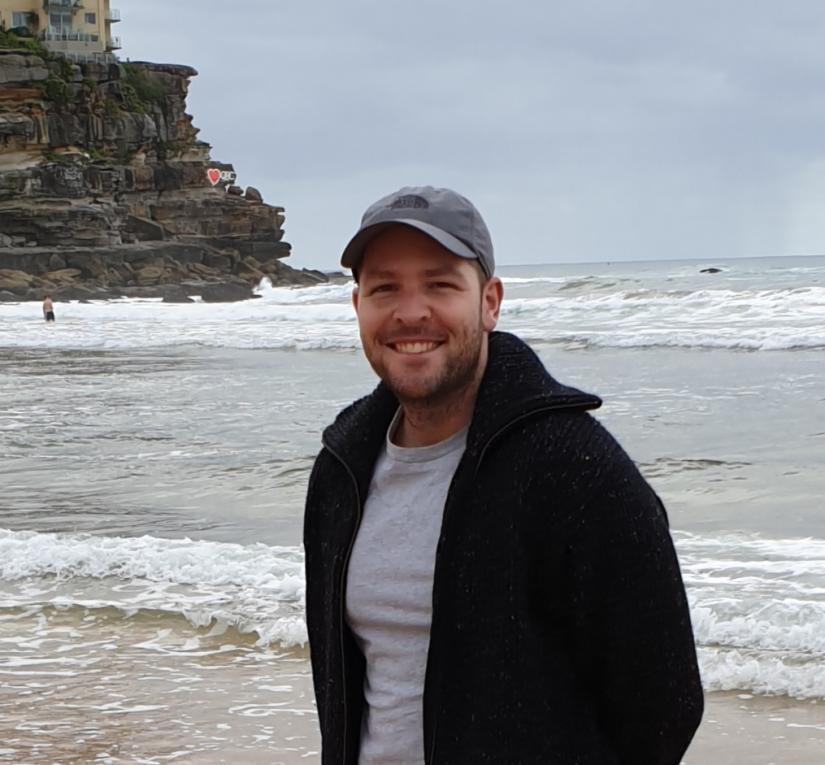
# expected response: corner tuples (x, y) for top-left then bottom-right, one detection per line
(363, 318), (486, 409)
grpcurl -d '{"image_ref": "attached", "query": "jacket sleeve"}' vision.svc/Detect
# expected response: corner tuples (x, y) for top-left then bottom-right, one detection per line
(564, 424), (704, 765)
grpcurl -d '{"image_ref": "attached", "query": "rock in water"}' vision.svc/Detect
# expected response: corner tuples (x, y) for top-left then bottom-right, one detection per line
(199, 283), (256, 303)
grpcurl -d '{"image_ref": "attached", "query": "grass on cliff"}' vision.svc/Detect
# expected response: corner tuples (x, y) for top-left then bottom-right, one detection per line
(120, 63), (168, 114)
(0, 27), (49, 56)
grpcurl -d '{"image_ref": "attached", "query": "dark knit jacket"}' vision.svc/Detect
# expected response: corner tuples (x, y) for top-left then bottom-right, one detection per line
(304, 331), (704, 764)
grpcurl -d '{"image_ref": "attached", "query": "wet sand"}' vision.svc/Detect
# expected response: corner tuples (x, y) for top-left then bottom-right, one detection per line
(4, 663), (825, 765)
(685, 692), (825, 765)
(182, 690), (825, 765)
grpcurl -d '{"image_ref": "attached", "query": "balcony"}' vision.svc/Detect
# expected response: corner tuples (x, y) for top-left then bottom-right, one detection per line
(43, 0), (82, 9)
(42, 28), (99, 43)
(107, 35), (121, 50)
(106, 8), (121, 23)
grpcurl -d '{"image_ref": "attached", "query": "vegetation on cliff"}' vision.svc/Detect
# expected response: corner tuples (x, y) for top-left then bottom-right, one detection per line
(0, 46), (322, 301)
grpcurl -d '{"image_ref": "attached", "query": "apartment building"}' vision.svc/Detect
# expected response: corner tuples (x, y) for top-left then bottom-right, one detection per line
(0, 0), (121, 60)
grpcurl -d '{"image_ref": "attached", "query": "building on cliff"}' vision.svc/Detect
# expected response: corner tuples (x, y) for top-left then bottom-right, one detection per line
(0, 0), (120, 62)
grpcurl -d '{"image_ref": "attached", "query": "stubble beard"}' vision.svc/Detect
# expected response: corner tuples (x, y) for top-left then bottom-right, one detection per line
(365, 319), (486, 410)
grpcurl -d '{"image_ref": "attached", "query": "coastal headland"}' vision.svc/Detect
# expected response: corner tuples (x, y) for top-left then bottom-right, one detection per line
(0, 45), (326, 302)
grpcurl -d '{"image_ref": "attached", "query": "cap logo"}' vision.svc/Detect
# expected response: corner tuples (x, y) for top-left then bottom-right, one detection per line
(388, 194), (429, 210)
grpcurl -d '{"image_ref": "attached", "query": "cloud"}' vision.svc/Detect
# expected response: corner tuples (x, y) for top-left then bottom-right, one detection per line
(117, 0), (825, 268)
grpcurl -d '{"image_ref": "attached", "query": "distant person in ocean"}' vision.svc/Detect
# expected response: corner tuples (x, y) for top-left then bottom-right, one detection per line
(42, 295), (55, 323)
(303, 186), (703, 764)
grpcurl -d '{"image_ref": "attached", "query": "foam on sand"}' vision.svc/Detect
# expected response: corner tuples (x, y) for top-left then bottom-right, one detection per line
(3, 527), (825, 698)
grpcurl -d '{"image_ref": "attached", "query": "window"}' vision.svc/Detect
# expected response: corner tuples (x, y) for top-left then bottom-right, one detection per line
(12, 11), (30, 28)
(85, 12), (96, 24)
(49, 11), (72, 31)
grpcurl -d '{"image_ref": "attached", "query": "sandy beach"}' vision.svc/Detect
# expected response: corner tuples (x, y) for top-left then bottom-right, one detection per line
(150, 689), (825, 764)
(686, 692), (825, 765)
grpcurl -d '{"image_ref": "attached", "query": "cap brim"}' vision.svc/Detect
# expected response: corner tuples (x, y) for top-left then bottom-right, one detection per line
(340, 218), (478, 272)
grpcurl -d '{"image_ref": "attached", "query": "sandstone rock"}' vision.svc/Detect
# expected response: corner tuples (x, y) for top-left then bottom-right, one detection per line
(53, 284), (107, 301)
(126, 215), (166, 242)
(0, 55), (306, 292)
(0, 113), (35, 139)
(236, 261), (265, 283)
(301, 268), (329, 284)
(133, 265), (165, 286)
(30, 278), (57, 292)
(161, 286), (194, 303)
(65, 253), (108, 279)
(0, 269), (34, 290)
(186, 262), (221, 278)
(45, 268), (83, 283)
(48, 253), (67, 270)
(203, 253), (233, 270)
(199, 282), (256, 303)
(0, 52), (49, 85)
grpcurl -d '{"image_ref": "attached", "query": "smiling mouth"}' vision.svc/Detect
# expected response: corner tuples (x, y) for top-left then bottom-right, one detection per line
(388, 341), (442, 354)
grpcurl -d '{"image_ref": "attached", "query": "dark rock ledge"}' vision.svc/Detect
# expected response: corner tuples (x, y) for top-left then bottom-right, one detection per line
(0, 49), (325, 302)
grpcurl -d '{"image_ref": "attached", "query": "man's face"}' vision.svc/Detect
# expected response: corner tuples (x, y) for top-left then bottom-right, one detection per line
(352, 225), (502, 406)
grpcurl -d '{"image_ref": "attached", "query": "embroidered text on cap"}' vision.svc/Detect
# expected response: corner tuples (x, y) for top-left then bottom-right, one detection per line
(388, 195), (429, 210)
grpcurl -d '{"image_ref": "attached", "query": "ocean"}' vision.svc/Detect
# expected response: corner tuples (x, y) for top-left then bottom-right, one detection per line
(1, 255), (823, 763)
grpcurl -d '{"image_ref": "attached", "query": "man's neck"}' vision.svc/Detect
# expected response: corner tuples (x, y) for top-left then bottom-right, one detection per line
(393, 392), (475, 448)
(392, 359), (487, 448)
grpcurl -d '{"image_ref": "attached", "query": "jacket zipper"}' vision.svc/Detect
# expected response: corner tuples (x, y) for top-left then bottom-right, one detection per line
(428, 398), (596, 765)
(323, 441), (364, 765)
(323, 398), (596, 765)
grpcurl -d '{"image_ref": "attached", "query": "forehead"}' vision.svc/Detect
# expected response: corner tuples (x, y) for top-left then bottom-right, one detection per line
(359, 225), (471, 278)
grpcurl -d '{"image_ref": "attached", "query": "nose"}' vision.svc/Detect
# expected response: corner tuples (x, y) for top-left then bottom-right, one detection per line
(392, 287), (431, 325)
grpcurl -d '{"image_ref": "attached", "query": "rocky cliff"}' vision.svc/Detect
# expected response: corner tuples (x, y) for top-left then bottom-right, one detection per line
(0, 46), (324, 302)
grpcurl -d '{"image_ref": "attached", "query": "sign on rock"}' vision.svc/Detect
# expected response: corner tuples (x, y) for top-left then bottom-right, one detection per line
(207, 168), (236, 186)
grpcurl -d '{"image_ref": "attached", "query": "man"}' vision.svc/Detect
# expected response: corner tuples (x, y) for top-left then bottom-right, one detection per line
(43, 294), (55, 322)
(304, 186), (703, 764)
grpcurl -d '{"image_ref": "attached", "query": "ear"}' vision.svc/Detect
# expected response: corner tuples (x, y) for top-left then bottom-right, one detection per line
(351, 285), (360, 314)
(481, 277), (503, 332)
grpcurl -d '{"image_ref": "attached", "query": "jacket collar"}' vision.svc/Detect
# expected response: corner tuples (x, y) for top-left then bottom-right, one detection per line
(321, 331), (601, 493)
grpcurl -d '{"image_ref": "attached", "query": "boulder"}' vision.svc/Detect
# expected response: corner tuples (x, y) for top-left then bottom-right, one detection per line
(48, 253), (68, 270)
(199, 282), (255, 303)
(133, 265), (165, 286)
(161, 286), (194, 303)
(126, 215), (166, 242)
(0, 269), (34, 290)
(0, 52), (49, 84)
(244, 186), (263, 202)
(187, 262), (221, 278)
(227, 185), (243, 196)
(45, 268), (83, 283)
(0, 113), (35, 139)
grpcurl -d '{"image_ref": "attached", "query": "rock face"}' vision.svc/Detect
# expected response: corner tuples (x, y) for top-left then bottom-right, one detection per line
(0, 48), (322, 300)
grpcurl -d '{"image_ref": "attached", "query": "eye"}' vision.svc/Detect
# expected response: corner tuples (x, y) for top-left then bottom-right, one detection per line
(430, 281), (458, 290)
(368, 283), (396, 295)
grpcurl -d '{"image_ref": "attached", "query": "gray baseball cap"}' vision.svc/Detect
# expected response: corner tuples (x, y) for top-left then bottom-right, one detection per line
(341, 185), (495, 278)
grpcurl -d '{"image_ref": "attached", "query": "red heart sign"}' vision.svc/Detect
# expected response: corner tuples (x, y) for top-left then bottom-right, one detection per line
(207, 168), (221, 186)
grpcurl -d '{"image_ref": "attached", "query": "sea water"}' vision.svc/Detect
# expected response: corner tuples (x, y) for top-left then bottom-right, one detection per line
(0, 255), (823, 763)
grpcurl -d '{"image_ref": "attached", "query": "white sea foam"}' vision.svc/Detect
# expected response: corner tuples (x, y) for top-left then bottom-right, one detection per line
(0, 528), (307, 647)
(1, 281), (823, 351)
(2, 527), (824, 698)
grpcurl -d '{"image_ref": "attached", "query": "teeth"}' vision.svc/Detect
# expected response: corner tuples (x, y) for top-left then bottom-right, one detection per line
(393, 341), (439, 354)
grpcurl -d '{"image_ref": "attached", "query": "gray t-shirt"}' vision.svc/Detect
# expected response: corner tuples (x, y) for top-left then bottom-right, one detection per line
(345, 411), (468, 765)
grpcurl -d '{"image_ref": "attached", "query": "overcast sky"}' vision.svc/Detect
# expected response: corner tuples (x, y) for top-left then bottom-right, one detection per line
(118, 1), (825, 270)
